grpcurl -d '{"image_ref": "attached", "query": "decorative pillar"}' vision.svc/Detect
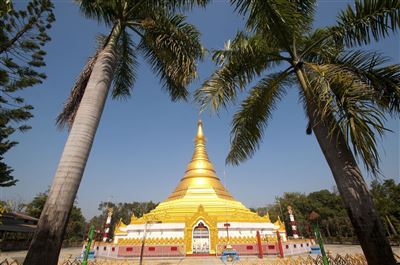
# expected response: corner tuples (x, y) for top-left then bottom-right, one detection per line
(276, 230), (284, 258)
(256, 230), (263, 259)
(224, 222), (230, 243)
(102, 207), (113, 242)
(210, 227), (217, 255)
(287, 206), (299, 239)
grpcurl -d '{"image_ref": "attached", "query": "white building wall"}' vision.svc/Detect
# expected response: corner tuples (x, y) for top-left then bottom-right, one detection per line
(217, 222), (277, 238)
(126, 229), (184, 239)
(115, 221), (281, 242)
(116, 223), (185, 240)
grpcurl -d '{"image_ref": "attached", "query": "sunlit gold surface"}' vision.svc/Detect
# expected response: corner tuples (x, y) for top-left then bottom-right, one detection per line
(132, 120), (268, 224)
(114, 219), (127, 235)
(117, 237), (185, 246)
(114, 121), (286, 255)
(274, 216), (286, 232)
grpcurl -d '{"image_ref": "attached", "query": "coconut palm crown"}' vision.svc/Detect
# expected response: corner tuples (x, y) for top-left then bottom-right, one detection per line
(57, 0), (208, 127)
(196, 0), (399, 264)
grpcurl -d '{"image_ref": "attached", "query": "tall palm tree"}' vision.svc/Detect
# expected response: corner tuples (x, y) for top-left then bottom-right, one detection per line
(24, 1), (208, 264)
(196, 0), (400, 264)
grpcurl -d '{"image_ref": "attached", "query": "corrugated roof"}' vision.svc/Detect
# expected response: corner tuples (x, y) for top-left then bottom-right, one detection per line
(0, 223), (36, 233)
(3, 212), (38, 222)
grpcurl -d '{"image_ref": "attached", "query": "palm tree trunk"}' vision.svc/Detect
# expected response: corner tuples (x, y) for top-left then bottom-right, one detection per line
(23, 43), (118, 265)
(294, 67), (396, 265)
(311, 113), (396, 264)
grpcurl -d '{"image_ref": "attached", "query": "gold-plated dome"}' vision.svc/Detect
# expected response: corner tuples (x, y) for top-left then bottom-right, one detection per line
(135, 120), (268, 223)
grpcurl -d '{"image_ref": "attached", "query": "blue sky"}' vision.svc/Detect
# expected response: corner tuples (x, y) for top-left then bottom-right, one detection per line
(3, 1), (399, 219)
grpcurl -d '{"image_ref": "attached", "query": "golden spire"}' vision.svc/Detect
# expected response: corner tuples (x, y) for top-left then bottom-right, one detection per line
(166, 120), (234, 200)
(183, 120), (217, 180)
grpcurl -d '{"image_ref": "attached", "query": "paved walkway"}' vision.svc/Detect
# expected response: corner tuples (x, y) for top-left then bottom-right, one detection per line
(326, 244), (400, 256)
(1, 245), (399, 264)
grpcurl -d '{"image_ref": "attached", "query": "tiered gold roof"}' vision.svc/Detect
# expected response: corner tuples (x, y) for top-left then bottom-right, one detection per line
(129, 120), (270, 224)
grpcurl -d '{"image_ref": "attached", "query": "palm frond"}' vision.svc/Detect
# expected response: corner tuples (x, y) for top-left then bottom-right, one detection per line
(294, 0), (317, 16)
(152, 0), (210, 12)
(112, 30), (137, 99)
(77, 0), (117, 26)
(331, 50), (400, 115)
(300, 28), (344, 64)
(305, 61), (390, 174)
(293, 0), (317, 31)
(212, 32), (283, 65)
(334, 0), (400, 47)
(56, 35), (107, 129)
(195, 33), (284, 112)
(138, 12), (203, 101)
(195, 68), (242, 112)
(226, 69), (294, 165)
(231, 0), (311, 48)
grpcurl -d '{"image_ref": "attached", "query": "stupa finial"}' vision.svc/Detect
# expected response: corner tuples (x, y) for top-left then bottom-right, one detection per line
(179, 120), (217, 180)
(196, 119), (205, 142)
(191, 119), (209, 163)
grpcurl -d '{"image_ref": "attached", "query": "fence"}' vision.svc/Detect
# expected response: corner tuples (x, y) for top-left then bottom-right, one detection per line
(0, 254), (370, 265)
(238, 254), (367, 265)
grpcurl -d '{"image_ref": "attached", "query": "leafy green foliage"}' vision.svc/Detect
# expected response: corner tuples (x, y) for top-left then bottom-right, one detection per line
(196, 33), (284, 112)
(256, 189), (353, 239)
(371, 179), (400, 238)
(335, 0), (400, 47)
(328, 50), (400, 115)
(24, 192), (47, 218)
(77, 0), (210, 27)
(24, 191), (86, 241)
(304, 50), (400, 173)
(58, 0), (205, 127)
(232, 0), (313, 49)
(227, 70), (292, 165)
(65, 206), (86, 241)
(138, 12), (203, 101)
(88, 201), (158, 240)
(112, 31), (137, 99)
(197, 0), (400, 175)
(299, 28), (343, 64)
(0, 0), (54, 186)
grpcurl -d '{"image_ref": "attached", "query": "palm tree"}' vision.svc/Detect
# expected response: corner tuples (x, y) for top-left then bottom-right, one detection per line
(24, 1), (208, 264)
(196, 0), (400, 264)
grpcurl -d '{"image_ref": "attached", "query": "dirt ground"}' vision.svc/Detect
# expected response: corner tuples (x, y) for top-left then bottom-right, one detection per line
(1, 244), (399, 264)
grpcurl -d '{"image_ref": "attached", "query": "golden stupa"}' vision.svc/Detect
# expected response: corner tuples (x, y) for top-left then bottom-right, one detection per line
(138, 120), (268, 223)
(112, 120), (284, 256)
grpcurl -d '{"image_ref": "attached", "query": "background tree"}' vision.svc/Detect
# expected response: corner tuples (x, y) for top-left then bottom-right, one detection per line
(255, 182), (399, 243)
(257, 189), (354, 240)
(24, 192), (47, 218)
(88, 201), (158, 241)
(196, 1), (399, 263)
(25, 1), (207, 264)
(0, 198), (25, 212)
(0, 0), (54, 186)
(64, 206), (85, 242)
(24, 191), (86, 242)
(371, 179), (400, 240)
